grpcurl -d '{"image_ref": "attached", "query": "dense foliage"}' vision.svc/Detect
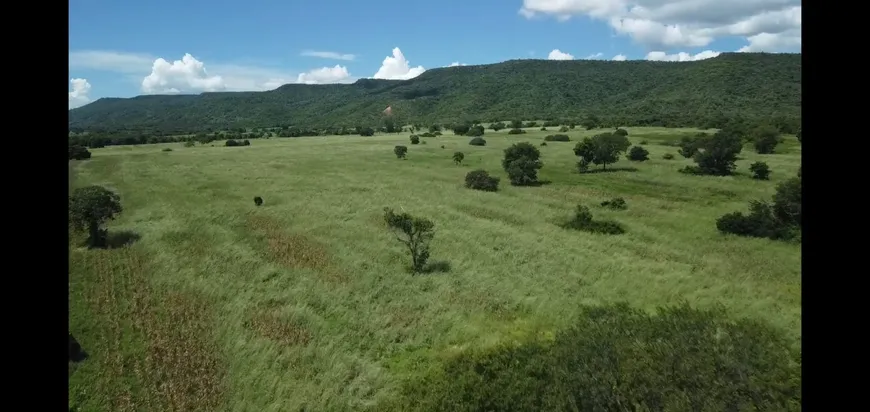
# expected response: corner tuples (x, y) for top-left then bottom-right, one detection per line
(69, 54), (801, 135)
(502, 142), (543, 186)
(626, 145), (649, 161)
(69, 145), (92, 160)
(68, 185), (123, 247)
(573, 132), (631, 171)
(399, 303), (801, 412)
(717, 173), (801, 241)
(394, 145), (408, 159)
(464, 170), (500, 192)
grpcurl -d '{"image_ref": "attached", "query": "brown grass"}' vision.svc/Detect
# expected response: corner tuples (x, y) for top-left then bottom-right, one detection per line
(246, 214), (347, 283)
(244, 309), (312, 346)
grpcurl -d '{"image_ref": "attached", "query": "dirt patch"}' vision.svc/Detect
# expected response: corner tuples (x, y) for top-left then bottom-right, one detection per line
(247, 215), (346, 283)
(244, 309), (312, 346)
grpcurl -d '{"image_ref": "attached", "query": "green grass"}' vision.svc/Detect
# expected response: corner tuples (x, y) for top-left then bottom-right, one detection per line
(69, 127), (802, 411)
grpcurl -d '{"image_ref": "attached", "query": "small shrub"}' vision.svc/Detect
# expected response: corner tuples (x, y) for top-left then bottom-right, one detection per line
(663, 153), (675, 160)
(452, 151), (464, 165)
(225, 139), (240, 147)
(678, 165), (704, 175)
(420, 132), (435, 138)
(626, 145), (649, 161)
(639, 140), (648, 145)
(540, 127), (547, 131)
(489, 122), (506, 131)
(561, 205), (625, 235)
(507, 128), (526, 135)
(422, 140), (427, 145)
(524, 121), (538, 128)
(242, 139), (251, 146)
(383, 208), (435, 274)
(544, 134), (570, 142)
(558, 125), (569, 132)
(410, 135), (420, 144)
(465, 170), (499, 192)
(614, 128), (628, 137)
(68, 145), (92, 160)
(183, 141), (196, 147)
(162, 148), (173, 152)
(469, 137), (487, 146)
(750, 161), (771, 180)
(253, 196), (263, 206)
(540, 142), (547, 146)
(600, 197), (627, 210)
(394, 145), (408, 159)
(440, 145), (445, 149)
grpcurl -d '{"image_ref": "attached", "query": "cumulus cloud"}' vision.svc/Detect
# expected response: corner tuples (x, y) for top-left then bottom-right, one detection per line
(646, 50), (721, 62)
(373, 47), (426, 80)
(141, 53), (226, 94)
(296, 65), (351, 84)
(548, 49), (575, 60)
(612, 54), (627, 61)
(519, 0), (802, 52)
(69, 78), (92, 109)
(300, 50), (356, 61)
(448, 62), (466, 67)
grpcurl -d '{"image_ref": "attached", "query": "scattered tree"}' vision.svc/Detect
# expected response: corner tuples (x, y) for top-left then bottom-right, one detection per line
(753, 125), (780, 154)
(453, 151), (465, 165)
(394, 145), (408, 159)
(465, 170), (500, 192)
(410, 135), (420, 144)
(750, 161), (771, 180)
(453, 123), (471, 136)
(690, 130), (743, 175)
(626, 145), (649, 161)
(573, 132), (631, 171)
(469, 137), (487, 146)
(502, 142), (543, 186)
(253, 196), (263, 206)
(69, 185), (123, 247)
(507, 128), (526, 135)
(383, 207), (435, 274)
(544, 134), (570, 142)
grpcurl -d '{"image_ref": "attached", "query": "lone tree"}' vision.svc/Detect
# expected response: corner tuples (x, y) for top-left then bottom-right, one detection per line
(383, 207), (435, 274)
(410, 135), (420, 145)
(752, 125), (780, 154)
(573, 132), (631, 172)
(626, 145), (649, 161)
(394, 145), (408, 159)
(69, 185), (123, 247)
(749, 161), (771, 180)
(453, 151), (465, 165)
(691, 130), (743, 176)
(502, 142), (543, 185)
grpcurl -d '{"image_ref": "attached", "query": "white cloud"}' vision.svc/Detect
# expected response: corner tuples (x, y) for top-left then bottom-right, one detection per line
(300, 50), (356, 61)
(448, 62), (466, 67)
(141, 53), (226, 94)
(373, 47), (426, 80)
(69, 78), (92, 109)
(296, 65), (352, 84)
(519, 1), (802, 52)
(612, 54), (627, 61)
(585, 52), (604, 59)
(645, 50), (721, 62)
(548, 49), (575, 60)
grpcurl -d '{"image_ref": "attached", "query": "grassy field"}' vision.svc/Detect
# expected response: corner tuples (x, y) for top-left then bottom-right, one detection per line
(68, 126), (802, 411)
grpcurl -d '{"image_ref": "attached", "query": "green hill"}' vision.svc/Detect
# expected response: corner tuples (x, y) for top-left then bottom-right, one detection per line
(68, 53), (801, 133)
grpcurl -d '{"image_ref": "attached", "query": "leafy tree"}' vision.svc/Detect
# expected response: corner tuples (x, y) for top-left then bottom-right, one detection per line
(69, 185), (123, 247)
(692, 130), (743, 175)
(410, 135), (420, 144)
(452, 151), (464, 165)
(626, 145), (649, 161)
(394, 145), (408, 159)
(753, 125), (780, 154)
(573, 132), (631, 171)
(69, 145), (92, 160)
(452, 123), (471, 135)
(502, 142), (543, 186)
(359, 127), (375, 137)
(383, 208), (435, 274)
(465, 170), (499, 192)
(750, 161), (771, 180)
(466, 125), (485, 137)
(384, 117), (398, 133)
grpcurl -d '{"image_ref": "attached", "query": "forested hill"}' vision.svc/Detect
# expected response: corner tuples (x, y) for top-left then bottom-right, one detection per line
(69, 53), (801, 133)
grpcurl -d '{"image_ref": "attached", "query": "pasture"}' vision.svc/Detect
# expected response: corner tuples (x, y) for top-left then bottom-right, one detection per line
(68, 126), (802, 411)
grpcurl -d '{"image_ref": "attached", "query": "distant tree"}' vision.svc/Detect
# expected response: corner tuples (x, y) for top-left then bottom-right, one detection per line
(453, 123), (471, 136)
(613, 128), (628, 137)
(772, 176), (801, 228)
(573, 132), (631, 171)
(359, 127), (375, 137)
(691, 130), (743, 176)
(511, 120), (523, 129)
(68, 185), (123, 247)
(678, 134), (708, 158)
(750, 161), (771, 180)
(507, 128), (526, 135)
(544, 135), (570, 142)
(753, 125), (780, 154)
(626, 145), (649, 161)
(183, 141), (195, 147)
(68, 145), (92, 160)
(384, 117), (398, 134)
(558, 125), (570, 132)
(428, 124), (442, 133)
(410, 135), (420, 144)
(466, 125), (485, 137)
(581, 115), (600, 130)
(383, 207), (435, 274)
(242, 139), (250, 146)
(502, 142), (543, 186)
(524, 121), (538, 128)
(395, 145), (408, 159)
(469, 137), (487, 146)
(453, 151), (465, 165)
(490, 122), (506, 131)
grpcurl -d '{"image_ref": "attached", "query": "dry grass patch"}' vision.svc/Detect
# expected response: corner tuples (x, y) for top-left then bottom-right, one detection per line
(246, 214), (347, 283)
(243, 309), (313, 346)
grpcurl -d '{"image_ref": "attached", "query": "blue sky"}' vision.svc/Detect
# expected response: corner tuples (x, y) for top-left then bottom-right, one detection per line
(69, 0), (802, 108)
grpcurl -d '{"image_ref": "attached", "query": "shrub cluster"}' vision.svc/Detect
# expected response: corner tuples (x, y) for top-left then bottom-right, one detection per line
(469, 137), (487, 146)
(394, 145), (408, 159)
(410, 135), (420, 144)
(716, 174), (801, 241)
(507, 128), (526, 135)
(465, 170), (499, 192)
(399, 303), (801, 412)
(543, 134), (570, 142)
(225, 139), (251, 147)
(561, 205), (625, 235)
(750, 161), (771, 180)
(600, 197), (627, 210)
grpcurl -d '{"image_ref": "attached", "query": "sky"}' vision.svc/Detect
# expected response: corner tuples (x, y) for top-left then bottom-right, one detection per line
(69, 0), (802, 109)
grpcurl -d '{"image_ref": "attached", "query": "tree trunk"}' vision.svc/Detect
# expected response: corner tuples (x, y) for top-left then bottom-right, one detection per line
(88, 221), (101, 247)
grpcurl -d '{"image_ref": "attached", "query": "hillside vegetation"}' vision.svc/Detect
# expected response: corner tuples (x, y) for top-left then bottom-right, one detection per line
(69, 53), (801, 133)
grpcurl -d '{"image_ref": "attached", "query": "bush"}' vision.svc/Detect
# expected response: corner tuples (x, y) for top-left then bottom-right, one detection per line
(626, 145), (649, 161)
(394, 145), (408, 159)
(358, 127), (375, 136)
(420, 132), (435, 138)
(452, 124), (471, 135)
(440, 145), (445, 149)
(434, 131), (442, 136)
(502, 142), (543, 186)
(410, 135), (420, 144)
(558, 126), (569, 132)
(752, 125), (780, 154)
(750, 161), (771, 180)
(524, 121), (538, 128)
(466, 125), (485, 137)
(540, 127), (547, 131)
(162, 148), (173, 152)
(490, 122), (506, 131)
(507, 128), (526, 135)
(183, 141), (195, 147)
(69, 145), (92, 160)
(600, 197), (627, 210)
(399, 303), (802, 412)
(253, 196), (263, 206)
(225, 139), (241, 147)
(540, 142), (547, 146)
(69, 185), (123, 248)
(242, 139), (251, 146)
(452, 151), (464, 165)
(561, 205), (625, 235)
(465, 170), (499, 192)
(613, 128), (628, 137)
(383, 208), (435, 274)
(716, 176), (801, 241)
(663, 153), (675, 160)
(469, 137), (487, 146)
(688, 130), (743, 176)
(544, 134), (570, 142)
